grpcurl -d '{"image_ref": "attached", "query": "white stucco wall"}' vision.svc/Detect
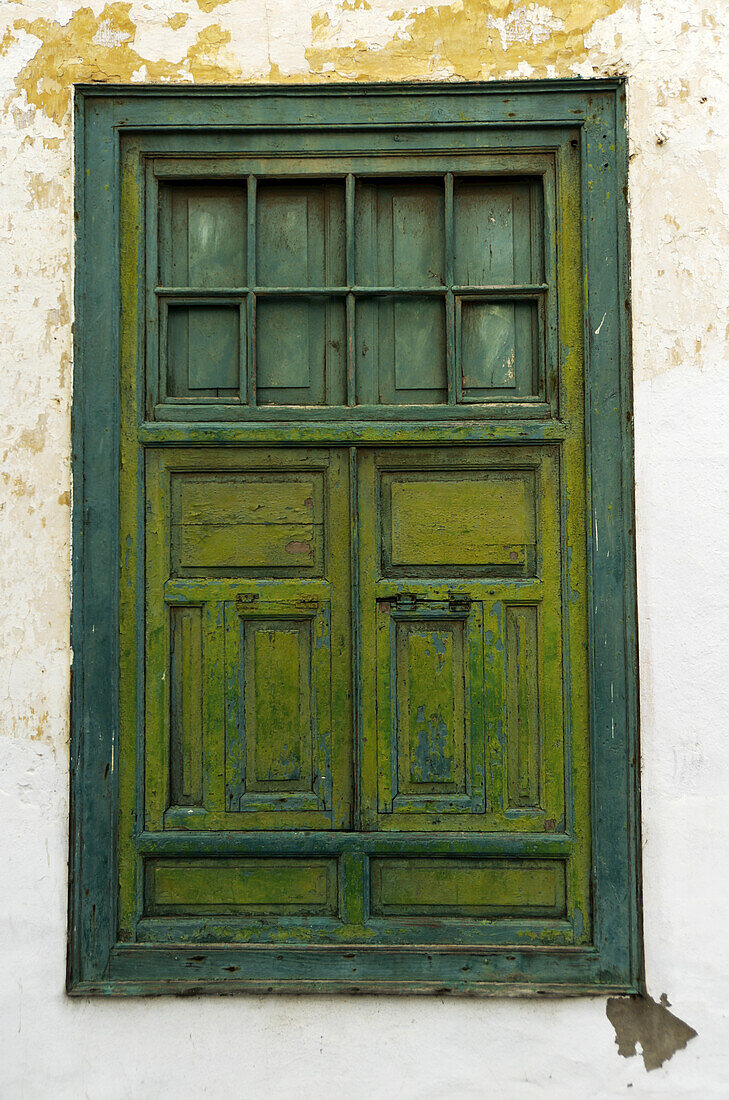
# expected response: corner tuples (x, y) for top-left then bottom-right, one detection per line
(2, 0), (729, 1095)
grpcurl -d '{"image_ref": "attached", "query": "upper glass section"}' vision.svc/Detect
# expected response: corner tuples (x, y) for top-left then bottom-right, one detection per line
(151, 171), (550, 416)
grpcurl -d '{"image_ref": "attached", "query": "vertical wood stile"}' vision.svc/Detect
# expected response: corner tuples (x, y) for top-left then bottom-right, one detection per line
(145, 164), (160, 415)
(349, 445), (361, 831)
(203, 600), (226, 812)
(143, 452), (171, 831)
(223, 600), (245, 811)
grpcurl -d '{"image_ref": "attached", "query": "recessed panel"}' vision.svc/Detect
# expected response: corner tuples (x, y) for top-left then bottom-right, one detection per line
(453, 178), (542, 286)
(159, 183), (247, 288)
(223, 602), (331, 815)
(381, 469), (537, 577)
(459, 299), (539, 401)
(370, 858), (566, 918)
(167, 305), (241, 398)
(506, 604), (542, 810)
(355, 179), (445, 287)
(376, 599), (485, 819)
(145, 858), (339, 916)
(396, 618), (466, 796)
(171, 472), (324, 577)
(356, 297), (446, 404)
(256, 181), (345, 287)
(246, 620), (310, 791)
(169, 605), (204, 808)
(256, 298), (346, 405)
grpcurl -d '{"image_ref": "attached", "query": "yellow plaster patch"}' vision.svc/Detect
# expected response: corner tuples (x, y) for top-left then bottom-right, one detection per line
(25, 171), (65, 210)
(22, 707), (54, 744)
(306, 0), (630, 80)
(5, 473), (34, 499)
(311, 11), (331, 34)
(18, 416), (48, 456)
(0, 26), (17, 57)
(10, 3), (245, 124)
(196, 0), (234, 11)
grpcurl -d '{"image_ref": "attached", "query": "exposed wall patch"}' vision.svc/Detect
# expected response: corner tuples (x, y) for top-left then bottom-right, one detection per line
(606, 993), (698, 1072)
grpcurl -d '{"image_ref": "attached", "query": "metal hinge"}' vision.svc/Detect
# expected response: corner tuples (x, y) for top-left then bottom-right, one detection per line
(447, 593), (472, 614)
(235, 593), (259, 614)
(391, 593), (418, 612)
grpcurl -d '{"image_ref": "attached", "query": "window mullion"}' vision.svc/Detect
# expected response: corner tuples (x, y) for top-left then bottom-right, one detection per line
(445, 171), (457, 405)
(346, 173), (356, 406)
(246, 174), (257, 406)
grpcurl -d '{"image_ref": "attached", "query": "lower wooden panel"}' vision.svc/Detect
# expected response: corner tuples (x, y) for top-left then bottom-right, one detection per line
(169, 605), (204, 807)
(145, 857), (339, 917)
(134, 838), (578, 947)
(370, 857), (566, 919)
(143, 447), (352, 835)
(103, 941), (632, 997)
(376, 599), (486, 817)
(506, 604), (541, 809)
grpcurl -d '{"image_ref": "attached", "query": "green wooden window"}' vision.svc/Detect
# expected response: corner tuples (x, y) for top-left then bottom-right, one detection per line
(70, 82), (641, 995)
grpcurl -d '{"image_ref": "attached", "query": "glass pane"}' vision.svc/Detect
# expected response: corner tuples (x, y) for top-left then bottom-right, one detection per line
(256, 298), (346, 405)
(458, 298), (538, 401)
(356, 296), (446, 404)
(167, 304), (241, 398)
(159, 183), (247, 287)
(355, 179), (445, 287)
(453, 178), (543, 286)
(256, 181), (345, 288)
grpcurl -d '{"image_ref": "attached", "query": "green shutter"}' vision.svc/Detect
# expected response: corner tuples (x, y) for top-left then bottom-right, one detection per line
(70, 83), (640, 994)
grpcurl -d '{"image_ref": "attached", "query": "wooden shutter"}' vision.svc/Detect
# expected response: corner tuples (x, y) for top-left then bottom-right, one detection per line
(70, 84), (640, 994)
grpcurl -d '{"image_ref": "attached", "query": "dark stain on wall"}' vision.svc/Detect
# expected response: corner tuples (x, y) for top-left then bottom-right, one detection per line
(606, 993), (697, 1071)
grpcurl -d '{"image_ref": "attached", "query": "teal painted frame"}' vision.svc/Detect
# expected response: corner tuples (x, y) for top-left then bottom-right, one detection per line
(69, 81), (641, 995)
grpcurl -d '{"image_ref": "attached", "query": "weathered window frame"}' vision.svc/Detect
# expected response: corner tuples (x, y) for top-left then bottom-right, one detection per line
(69, 81), (641, 995)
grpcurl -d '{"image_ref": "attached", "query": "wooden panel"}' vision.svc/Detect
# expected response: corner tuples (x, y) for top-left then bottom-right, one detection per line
(506, 605), (541, 810)
(256, 299), (346, 405)
(146, 448), (351, 835)
(178, 524), (319, 571)
(382, 469), (537, 577)
(246, 620), (310, 789)
(167, 304), (241, 398)
(370, 858), (565, 918)
(376, 599), (485, 817)
(458, 299), (538, 401)
(179, 476), (322, 524)
(145, 858), (338, 916)
(356, 297), (446, 404)
(358, 446), (564, 835)
(223, 600), (331, 815)
(396, 618), (465, 794)
(453, 178), (541, 285)
(355, 179), (444, 286)
(169, 606), (204, 807)
(159, 182), (247, 287)
(256, 181), (345, 287)
(171, 472), (324, 577)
